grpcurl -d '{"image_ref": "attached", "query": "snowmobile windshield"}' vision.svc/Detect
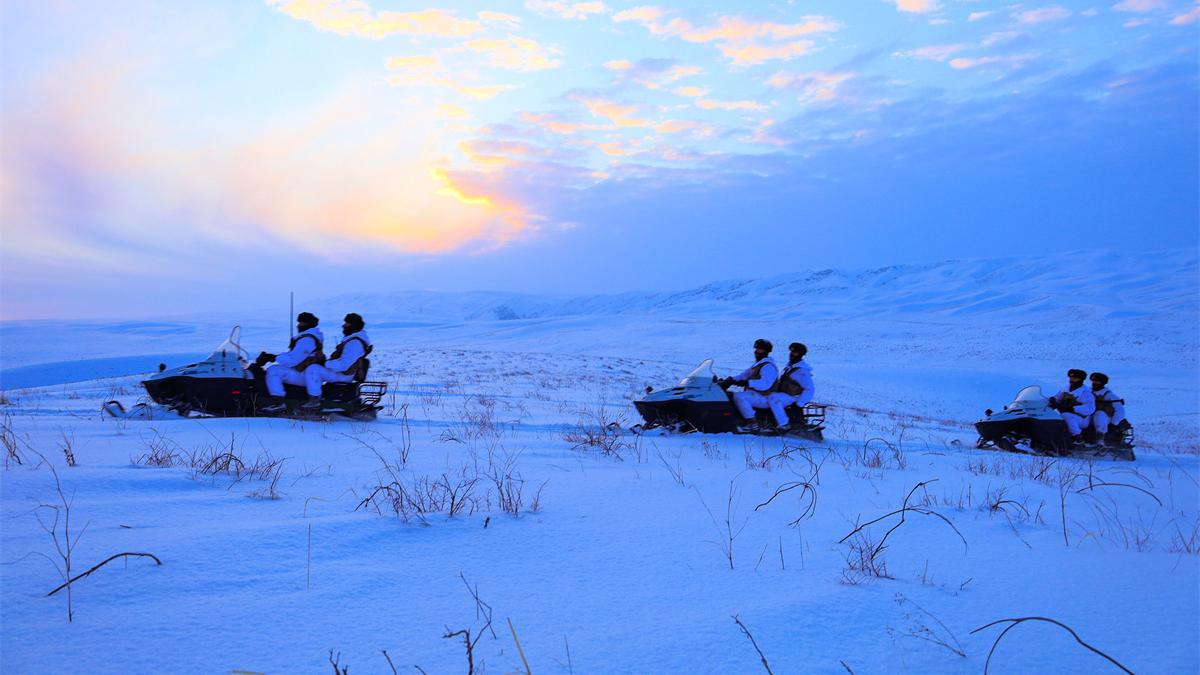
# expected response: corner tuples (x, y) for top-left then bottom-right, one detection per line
(680, 358), (715, 385)
(1012, 385), (1047, 404)
(206, 326), (250, 366)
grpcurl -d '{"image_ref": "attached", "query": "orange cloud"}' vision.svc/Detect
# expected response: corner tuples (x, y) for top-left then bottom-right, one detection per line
(718, 40), (815, 66)
(4, 56), (537, 265)
(695, 98), (767, 111)
(574, 94), (650, 127)
(266, 1), (484, 39)
(526, 0), (607, 20)
(673, 15), (839, 43)
(613, 9), (838, 64)
(518, 111), (600, 135)
(463, 36), (562, 71)
(885, 0), (940, 13)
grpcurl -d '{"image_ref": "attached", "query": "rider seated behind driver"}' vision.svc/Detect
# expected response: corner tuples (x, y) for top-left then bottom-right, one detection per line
(767, 342), (815, 432)
(300, 313), (373, 410)
(719, 338), (778, 433)
(1089, 371), (1126, 445)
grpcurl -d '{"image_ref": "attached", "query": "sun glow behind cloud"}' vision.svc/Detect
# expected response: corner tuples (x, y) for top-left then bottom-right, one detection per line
(1, 0), (1196, 318)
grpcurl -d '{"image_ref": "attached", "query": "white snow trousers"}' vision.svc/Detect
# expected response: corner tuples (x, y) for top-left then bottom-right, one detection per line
(1061, 412), (1087, 436)
(733, 391), (771, 420)
(767, 391), (814, 427)
(303, 365), (354, 398)
(1091, 403), (1126, 433)
(265, 366), (307, 397)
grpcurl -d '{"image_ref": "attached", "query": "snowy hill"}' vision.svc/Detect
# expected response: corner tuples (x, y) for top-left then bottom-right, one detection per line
(312, 248), (1198, 323)
(1, 247), (1197, 673)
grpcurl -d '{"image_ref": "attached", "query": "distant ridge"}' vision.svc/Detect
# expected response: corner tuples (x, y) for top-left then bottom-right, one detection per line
(313, 248), (1198, 323)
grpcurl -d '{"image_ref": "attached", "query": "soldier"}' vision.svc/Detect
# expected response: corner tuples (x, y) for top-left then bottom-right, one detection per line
(1089, 372), (1126, 445)
(1048, 368), (1096, 445)
(767, 342), (815, 432)
(719, 339), (778, 432)
(258, 312), (325, 413)
(301, 313), (373, 410)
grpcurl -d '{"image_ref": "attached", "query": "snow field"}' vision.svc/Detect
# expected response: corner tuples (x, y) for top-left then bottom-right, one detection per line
(1, 249), (1197, 672)
(1, 346), (1197, 674)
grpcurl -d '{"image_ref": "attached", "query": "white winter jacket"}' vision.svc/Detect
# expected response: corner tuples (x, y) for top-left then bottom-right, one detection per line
(325, 331), (371, 374)
(776, 360), (814, 397)
(274, 327), (325, 368)
(1051, 384), (1096, 416)
(734, 357), (778, 394)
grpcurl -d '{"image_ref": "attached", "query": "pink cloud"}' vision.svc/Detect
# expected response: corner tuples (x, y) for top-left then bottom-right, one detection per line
(895, 44), (968, 61)
(1014, 6), (1072, 24)
(266, 1), (484, 39)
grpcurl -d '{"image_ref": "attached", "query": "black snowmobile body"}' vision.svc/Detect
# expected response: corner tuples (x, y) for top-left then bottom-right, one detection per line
(633, 359), (826, 440)
(975, 385), (1134, 461)
(140, 327), (386, 420)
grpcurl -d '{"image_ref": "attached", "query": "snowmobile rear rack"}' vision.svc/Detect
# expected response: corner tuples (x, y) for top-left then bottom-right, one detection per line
(357, 381), (386, 407)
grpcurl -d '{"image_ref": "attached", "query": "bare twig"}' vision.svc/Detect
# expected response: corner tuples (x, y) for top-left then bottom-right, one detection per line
(970, 617), (1134, 674)
(46, 552), (162, 596)
(508, 618), (531, 675)
(732, 615), (774, 675)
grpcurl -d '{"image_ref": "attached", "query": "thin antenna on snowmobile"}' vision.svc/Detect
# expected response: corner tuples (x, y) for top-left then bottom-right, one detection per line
(289, 292), (294, 341)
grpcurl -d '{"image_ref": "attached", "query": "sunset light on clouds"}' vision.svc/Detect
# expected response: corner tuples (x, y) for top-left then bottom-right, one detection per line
(1, 0), (1196, 318)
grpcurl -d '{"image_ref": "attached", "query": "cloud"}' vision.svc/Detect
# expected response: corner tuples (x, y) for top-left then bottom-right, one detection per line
(718, 40), (816, 66)
(1171, 4), (1200, 24)
(894, 44), (968, 61)
(572, 93), (651, 127)
(612, 6), (667, 25)
(1123, 17), (1152, 26)
(609, 58), (702, 89)
(478, 11), (523, 28)
(767, 70), (855, 102)
(518, 111), (601, 134)
(949, 54), (1036, 70)
(613, 9), (838, 65)
(525, 0), (607, 20)
(671, 15), (840, 43)
(464, 36), (562, 71)
(885, 0), (940, 14)
(981, 31), (1023, 46)
(695, 98), (767, 111)
(266, 1), (483, 38)
(1014, 7), (1072, 24)
(967, 11), (994, 21)
(2, 59), (538, 277)
(385, 58), (517, 99)
(674, 85), (708, 98)
(1112, 0), (1165, 11)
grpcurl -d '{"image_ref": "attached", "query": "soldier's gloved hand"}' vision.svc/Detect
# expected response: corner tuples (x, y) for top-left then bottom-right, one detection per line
(255, 351), (276, 366)
(717, 377), (734, 389)
(735, 379), (749, 388)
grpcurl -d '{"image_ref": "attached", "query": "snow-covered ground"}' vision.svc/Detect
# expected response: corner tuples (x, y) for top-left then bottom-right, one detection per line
(1, 249), (1197, 673)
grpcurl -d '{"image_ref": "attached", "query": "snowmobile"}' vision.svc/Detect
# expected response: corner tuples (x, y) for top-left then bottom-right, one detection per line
(137, 326), (386, 420)
(974, 385), (1134, 461)
(632, 359), (827, 440)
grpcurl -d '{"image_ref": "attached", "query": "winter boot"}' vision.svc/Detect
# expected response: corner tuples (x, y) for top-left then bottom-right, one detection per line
(259, 396), (288, 414)
(300, 396), (322, 412)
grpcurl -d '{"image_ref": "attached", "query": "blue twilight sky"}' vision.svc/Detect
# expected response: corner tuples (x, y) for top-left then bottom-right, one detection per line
(1, 0), (1197, 319)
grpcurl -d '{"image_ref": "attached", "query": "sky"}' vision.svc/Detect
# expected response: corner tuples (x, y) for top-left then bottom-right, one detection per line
(1, 0), (1197, 320)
